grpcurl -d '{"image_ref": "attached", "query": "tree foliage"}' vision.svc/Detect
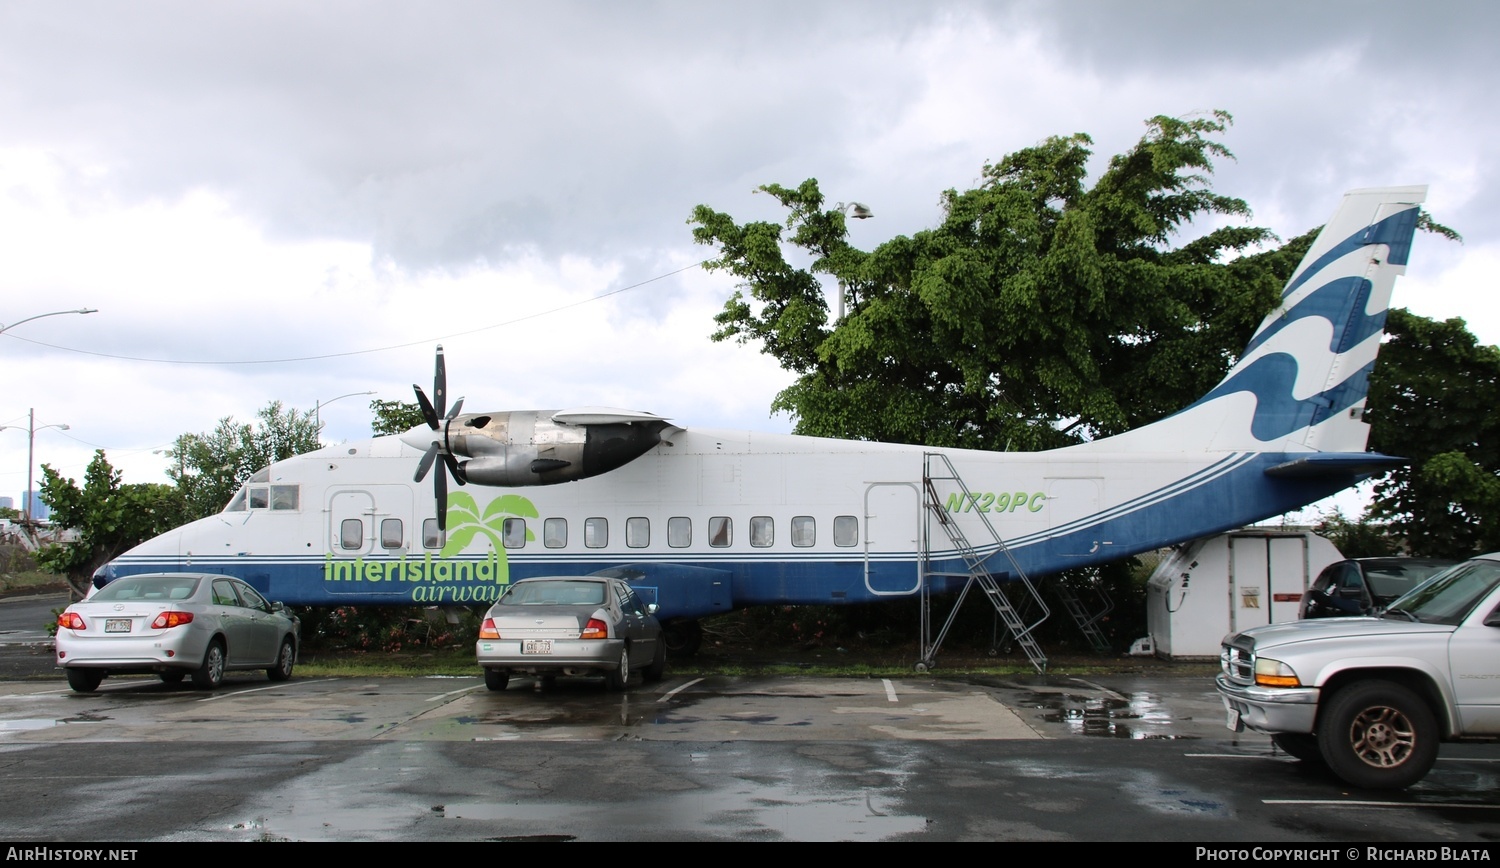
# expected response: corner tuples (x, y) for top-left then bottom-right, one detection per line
(36, 451), (185, 596)
(1366, 310), (1500, 556)
(370, 399), (424, 436)
(691, 112), (1298, 449)
(166, 401), (322, 521)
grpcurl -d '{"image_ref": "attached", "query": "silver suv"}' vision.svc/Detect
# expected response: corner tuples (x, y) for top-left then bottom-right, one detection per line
(1216, 553), (1500, 788)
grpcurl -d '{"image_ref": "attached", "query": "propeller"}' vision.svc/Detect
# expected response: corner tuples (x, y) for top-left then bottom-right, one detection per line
(412, 345), (466, 531)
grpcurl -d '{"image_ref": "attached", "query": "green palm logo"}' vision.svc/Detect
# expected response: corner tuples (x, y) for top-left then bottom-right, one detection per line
(440, 493), (538, 570)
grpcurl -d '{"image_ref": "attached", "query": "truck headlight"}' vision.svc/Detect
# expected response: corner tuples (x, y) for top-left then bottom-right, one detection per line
(1253, 657), (1301, 688)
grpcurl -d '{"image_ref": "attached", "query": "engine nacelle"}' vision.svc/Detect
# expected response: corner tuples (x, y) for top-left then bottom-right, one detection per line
(425, 409), (671, 486)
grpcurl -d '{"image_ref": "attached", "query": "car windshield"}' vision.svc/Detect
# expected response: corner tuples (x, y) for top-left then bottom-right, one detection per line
(1364, 562), (1456, 599)
(499, 580), (606, 607)
(1383, 560), (1500, 625)
(92, 576), (201, 602)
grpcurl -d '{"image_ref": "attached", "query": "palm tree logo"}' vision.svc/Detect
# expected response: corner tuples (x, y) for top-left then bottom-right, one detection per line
(439, 493), (538, 576)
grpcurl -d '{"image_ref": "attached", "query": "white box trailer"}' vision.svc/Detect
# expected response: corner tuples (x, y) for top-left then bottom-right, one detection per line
(1140, 530), (1345, 659)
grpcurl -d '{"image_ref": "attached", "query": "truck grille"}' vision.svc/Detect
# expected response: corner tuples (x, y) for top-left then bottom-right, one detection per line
(1221, 639), (1255, 684)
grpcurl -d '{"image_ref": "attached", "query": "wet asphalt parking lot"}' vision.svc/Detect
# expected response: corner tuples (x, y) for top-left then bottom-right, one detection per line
(1, 594), (1498, 842)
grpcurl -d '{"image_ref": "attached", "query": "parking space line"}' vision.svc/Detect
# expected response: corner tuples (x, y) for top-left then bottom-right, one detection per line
(1264, 799), (1500, 810)
(882, 679), (898, 703)
(657, 677), (703, 702)
(196, 678), (339, 702)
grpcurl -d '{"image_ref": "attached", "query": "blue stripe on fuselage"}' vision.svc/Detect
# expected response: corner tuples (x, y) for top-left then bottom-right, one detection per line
(105, 453), (1364, 619)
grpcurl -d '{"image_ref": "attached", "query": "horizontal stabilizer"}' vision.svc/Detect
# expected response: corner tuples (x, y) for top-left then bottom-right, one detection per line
(1263, 452), (1407, 479)
(551, 407), (673, 426)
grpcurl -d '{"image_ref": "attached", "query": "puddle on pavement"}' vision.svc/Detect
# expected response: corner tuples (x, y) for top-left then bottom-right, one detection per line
(1020, 690), (1198, 739)
(439, 779), (927, 840)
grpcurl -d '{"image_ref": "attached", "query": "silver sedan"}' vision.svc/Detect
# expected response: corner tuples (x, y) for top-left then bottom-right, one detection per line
(55, 573), (300, 692)
(476, 576), (665, 691)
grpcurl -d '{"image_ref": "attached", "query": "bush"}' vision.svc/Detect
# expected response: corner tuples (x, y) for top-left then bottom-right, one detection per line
(295, 605), (482, 652)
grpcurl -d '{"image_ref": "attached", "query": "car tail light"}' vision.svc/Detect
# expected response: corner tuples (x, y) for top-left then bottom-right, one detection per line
(57, 612), (85, 630)
(478, 618), (500, 640)
(151, 611), (194, 629)
(580, 618), (608, 640)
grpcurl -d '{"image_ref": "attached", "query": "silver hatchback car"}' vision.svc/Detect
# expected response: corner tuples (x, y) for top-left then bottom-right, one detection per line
(55, 573), (300, 692)
(476, 576), (665, 691)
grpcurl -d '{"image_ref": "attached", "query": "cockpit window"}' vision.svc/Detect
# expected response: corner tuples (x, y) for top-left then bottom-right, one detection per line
(224, 484), (300, 513)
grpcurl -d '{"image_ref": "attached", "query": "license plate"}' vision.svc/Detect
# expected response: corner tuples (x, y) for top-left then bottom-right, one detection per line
(105, 619), (132, 633)
(522, 639), (552, 655)
(1222, 698), (1242, 732)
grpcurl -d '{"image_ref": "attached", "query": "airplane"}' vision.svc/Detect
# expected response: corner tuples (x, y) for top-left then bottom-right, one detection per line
(97, 185), (1429, 667)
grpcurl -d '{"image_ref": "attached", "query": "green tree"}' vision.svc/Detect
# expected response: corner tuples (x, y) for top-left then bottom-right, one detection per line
(0, 505), (17, 521)
(1366, 310), (1500, 556)
(691, 112), (1297, 449)
(371, 399), (424, 436)
(166, 401), (322, 520)
(36, 451), (186, 596)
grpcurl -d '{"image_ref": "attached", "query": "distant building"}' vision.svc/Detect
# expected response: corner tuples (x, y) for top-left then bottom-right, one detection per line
(23, 491), (49, 521)
(0, 496), (11, 511)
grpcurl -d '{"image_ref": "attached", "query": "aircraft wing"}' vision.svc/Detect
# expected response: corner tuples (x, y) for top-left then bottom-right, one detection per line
(551, 407), (674, 426)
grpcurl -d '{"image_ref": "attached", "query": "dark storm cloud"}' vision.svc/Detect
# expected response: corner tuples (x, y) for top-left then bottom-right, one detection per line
(0, 1), (941, 269)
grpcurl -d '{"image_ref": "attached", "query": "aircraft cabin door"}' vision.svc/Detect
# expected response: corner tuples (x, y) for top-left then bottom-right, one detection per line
(329, 490), (377, 556)
(864, 483), (922, 595)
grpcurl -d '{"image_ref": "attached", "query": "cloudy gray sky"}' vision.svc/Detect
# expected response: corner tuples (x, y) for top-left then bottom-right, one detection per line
(2, 1), (1496, 522)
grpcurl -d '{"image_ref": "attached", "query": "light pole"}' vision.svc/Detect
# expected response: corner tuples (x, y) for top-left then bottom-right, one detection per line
(0, 308), (97, 336)
(832, 202), (873, 320)
(315, 391), (376, 433)
(0, 409), (70, 530)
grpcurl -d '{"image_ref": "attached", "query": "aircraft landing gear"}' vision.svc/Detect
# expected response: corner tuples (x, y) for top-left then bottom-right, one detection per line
(661, 620), (703, 658)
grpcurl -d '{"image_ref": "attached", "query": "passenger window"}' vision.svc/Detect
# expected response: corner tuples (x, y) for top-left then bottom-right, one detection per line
(750, 516), (773, 547)
(422, 519), (441, 549)
(791, 516), (815, 547)
(544, 518), (567, 548)
(248, 486), (269, 510)
(212, 580), (239, 606)
(502, 518), (527, 549)
(340, 518), (363, 550)
(627, 517), (649, 548)
(709, 516), (732, 547)
(834, 515), (858, 547)
(381, 518), (403, 549)
(585, 517), (608, 548)
(237, 583), (269, 611)
(270, 485), (299, 510)
(668, 517), (691, 548)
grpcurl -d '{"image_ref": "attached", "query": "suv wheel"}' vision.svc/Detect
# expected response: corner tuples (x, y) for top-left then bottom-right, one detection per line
(1317, 680), (1438, 789)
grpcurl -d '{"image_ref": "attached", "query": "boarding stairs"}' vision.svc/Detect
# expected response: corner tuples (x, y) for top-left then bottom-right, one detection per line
(918, 453), (1050, 674)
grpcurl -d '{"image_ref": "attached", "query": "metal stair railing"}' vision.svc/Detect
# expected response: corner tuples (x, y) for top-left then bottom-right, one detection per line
(1053, 575), (1114, 653)
(918, 453), (1049, 674)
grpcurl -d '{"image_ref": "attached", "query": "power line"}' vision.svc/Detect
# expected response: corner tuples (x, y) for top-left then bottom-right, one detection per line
(1, 262), (703, 366)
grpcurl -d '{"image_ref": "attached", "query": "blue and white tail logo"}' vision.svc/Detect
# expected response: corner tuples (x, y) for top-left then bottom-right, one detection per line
(1118, 186), (1427, 455)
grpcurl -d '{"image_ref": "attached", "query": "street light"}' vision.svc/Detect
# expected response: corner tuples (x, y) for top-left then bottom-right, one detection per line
(832, 202), (873, 320)
(0, 408), (70, 531)
(315, 391), (376, 432)
(0, 308), (98, 336)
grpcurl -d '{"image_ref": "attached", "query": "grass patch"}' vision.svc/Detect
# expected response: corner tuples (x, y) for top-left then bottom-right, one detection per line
(0, 569), (70, 597)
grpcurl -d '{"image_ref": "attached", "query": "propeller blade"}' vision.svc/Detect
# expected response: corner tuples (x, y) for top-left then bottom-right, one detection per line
(434, 458), (448, 531)
(446, 397), (464, 421)
(414, 442), (439, 483)
(442, 453), (467, 485)
(413, 385), (440, 430)
(433, 344), (447, 421)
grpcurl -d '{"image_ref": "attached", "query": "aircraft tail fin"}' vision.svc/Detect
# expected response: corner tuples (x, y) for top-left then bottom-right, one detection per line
(1144, 185), (1427, 454)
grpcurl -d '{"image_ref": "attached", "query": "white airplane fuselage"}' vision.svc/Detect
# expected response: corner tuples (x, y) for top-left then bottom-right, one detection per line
(100, 186), (1431, 623)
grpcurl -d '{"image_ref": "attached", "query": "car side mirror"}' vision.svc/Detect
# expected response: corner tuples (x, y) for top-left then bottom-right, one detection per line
(647, 603), (659, 615)
(1485, 609), (1500, 628)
